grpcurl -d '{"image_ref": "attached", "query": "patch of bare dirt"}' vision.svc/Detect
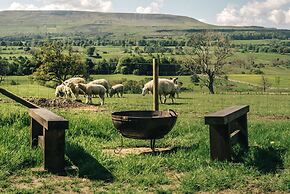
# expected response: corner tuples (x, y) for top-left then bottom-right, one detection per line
(103, 147), (174, 156)
(25, 98), (105, 112)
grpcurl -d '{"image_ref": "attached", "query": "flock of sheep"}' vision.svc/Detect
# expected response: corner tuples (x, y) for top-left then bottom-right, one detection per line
(55, 77), (182, 105)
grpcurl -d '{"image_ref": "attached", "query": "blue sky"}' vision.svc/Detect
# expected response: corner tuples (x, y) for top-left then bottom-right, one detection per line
(0, 0), (289, 29)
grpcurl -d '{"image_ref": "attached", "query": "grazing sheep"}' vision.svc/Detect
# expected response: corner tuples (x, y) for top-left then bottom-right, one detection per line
(142, 78), (176, 104)
(64, 77), (86, 85)
(76, 83), (106, 105)
(89, 79), (110, 97)
(64, 82), (85, 100)
(55, 84), (76, 99)
(110, 84), (124, 97)
(175, 81), (183, 98)
(55, 84), (65, 97)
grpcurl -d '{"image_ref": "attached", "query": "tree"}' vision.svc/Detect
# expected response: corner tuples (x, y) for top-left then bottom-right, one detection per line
(0, 58), (9, 83)
(275, 76), (281, 93)
(32, 41), (87, 84)
(86, 47), (95, 57)
(182, 33), (232, 94)
(261, 75), (271, 92)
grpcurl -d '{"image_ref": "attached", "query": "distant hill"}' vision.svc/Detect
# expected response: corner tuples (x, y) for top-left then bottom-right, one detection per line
(0, 10), (286, 37)
(0, 10), (210, 36)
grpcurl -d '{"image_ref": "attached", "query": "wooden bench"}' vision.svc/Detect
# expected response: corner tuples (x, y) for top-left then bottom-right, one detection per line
(205, 105), (249, 161)
(29, 108), (69, 173)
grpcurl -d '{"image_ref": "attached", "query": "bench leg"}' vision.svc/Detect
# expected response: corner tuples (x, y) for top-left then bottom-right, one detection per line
(43, 128), (65, 173)
(30, 118), (43, 148)
(209, 124), (231, 161)
(237, 114), (249, 149)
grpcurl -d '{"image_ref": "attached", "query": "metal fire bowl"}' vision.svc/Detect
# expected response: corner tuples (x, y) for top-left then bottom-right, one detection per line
(111, 110), (178, 140)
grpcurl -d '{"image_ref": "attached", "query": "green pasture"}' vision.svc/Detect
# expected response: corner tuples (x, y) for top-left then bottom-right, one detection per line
(229, 74), (290, 89)
(0, 76), (290, 193)
(230, 52), (290, 64)
(232, 39), (290, 45)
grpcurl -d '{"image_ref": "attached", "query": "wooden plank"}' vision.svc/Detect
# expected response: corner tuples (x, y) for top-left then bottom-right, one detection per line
(230, 130), (240, 138)
(0, 87), (39, 108)
(205, 105), (249, 125)
(38, 136), (44, 149)
(28, 108), (68, 130)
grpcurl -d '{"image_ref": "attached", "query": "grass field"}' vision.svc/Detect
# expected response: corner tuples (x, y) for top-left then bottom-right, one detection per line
(0, 76), (289, 193)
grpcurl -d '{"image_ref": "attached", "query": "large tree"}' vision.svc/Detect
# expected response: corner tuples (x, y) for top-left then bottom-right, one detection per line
(0, 58), (9, 83)
(32, 41), (87, 84)
(183, 33), (232, 94)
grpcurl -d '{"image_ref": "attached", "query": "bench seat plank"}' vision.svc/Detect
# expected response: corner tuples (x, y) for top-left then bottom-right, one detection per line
(28, 108), (68, 130)
(205, 105), (249, 125)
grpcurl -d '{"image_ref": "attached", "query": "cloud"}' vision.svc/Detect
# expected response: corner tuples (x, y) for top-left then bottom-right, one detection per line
(198, 18), (207, 23)
(7, 0), (113, 12)
(8, 2), (38, 10)
(136, 0), (164, 14)
(216, 0), (290, 27)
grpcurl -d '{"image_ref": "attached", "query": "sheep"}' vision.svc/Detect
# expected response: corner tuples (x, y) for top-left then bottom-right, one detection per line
(174, 81), (183, 98)
(55, 84), (65, 97)
(64, 77), (86, 85)
(76, 83), (106, 105)
(64, 81), (85, 100)
(110, 84), (124, 97)
(89, 79), (110, 97)
(142, 78), (177, 104)
(55, 84), (76, 99)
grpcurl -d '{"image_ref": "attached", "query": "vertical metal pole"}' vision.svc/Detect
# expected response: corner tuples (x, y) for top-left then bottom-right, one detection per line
(153, 58), (159, 111)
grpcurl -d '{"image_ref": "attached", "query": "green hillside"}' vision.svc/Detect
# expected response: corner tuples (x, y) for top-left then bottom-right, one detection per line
(0, 10), (210, 36)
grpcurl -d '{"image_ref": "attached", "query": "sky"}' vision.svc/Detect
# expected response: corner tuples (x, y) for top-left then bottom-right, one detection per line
(0, 0), (289, 29)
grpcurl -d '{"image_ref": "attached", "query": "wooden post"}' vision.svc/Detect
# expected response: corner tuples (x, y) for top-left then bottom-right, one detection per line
(209, 124), (231, 161)
(153, 58), (159, 111)
(43, 127), (65, 173)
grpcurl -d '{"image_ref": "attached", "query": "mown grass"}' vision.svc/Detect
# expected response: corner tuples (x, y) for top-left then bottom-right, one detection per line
(0, 78), (290, 192)
(229, 74), (290, 89)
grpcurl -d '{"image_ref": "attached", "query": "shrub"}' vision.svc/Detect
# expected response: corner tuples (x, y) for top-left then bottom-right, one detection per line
(10, 80), (18, 85)
(121, 66), (129, 75)
(251, 69), (264, 74)
(190, 74), (200, 84)
(133, 69), (140, 75)
(123, 80), (143, 94)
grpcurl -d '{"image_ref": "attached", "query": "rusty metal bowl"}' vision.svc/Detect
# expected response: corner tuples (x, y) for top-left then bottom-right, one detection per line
(111, 109), (177, 140)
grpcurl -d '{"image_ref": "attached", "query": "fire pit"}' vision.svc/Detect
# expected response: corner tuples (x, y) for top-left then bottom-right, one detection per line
(111, 109), (177, 151)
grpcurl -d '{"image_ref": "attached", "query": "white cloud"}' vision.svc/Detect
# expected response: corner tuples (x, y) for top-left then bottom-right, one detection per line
(8, 2), (38, 10)
(268, 10), (286, 24)
(136, 0), (164, 14)
(7, 0), (113, 12)
(198, 18), (207, 23)
(216, 0), (290, 28)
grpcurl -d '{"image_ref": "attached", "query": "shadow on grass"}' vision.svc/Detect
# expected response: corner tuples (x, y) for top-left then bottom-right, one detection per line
(233, 145), (286, 174)
(66, 142), (114, 182)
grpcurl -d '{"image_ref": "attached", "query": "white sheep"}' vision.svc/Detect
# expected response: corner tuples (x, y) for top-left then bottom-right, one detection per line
(89, 79), (110, 97)
(76, 83), (106, 105)
(55, 84), (76, 99)
(64, 82), (85, 100)
(142, 78), (177, 104)
(110, 84), (124, 97)
(174, 81), (183, 98)
(64, 77), (86, 85)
